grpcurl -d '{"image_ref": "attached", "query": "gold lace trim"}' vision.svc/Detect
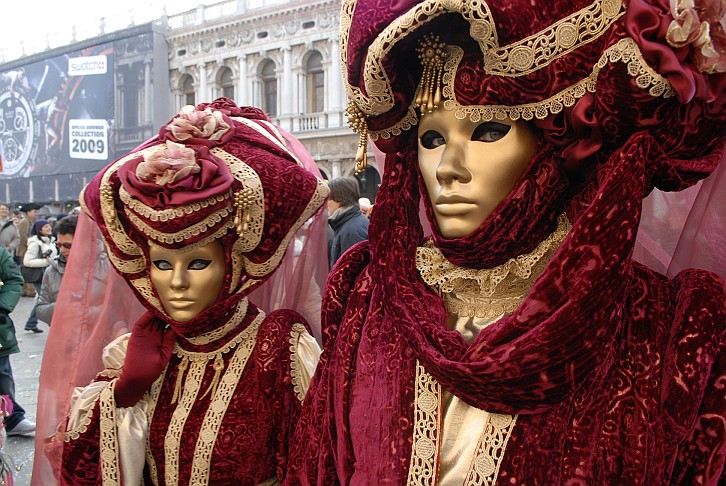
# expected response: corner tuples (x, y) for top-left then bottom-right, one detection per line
(119, 186), (230, 222)
(96, 369), (122, 380)
(409, 363), (517, 485)
(485, 0), (624, 76)
(289, 323), (309, 402)
(463, 414), (517, 485)
(345, 0), (623, 116)
(213, 148), (265, 253)
(99, 382), (121, 485)
(63, 395), (97, 442)
(164, 359), (205, 486)
(125, 205), (232, 244)
(372, 37), (675, 139)
(416, 215), (570, 318)
(145, 368), (167, 486)
(243, 178), (329, 279)
(99, 153), (145, 256)
(186, 298), (249, 345)
(106, 247), (146, 275)
(130, 277), (164, 314)
(189, 317), (261, 483)
(407, 362), (442, 485)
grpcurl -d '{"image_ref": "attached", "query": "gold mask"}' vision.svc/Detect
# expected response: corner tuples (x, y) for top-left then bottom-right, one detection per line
(418, 106), (538, 238)
(149, 240), (226, 322)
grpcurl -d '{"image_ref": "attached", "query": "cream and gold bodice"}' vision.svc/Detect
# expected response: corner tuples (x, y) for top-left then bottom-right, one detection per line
(412, 215), (570, 485)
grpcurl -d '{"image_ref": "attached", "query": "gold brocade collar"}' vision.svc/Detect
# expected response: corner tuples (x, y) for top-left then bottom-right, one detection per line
(179, 297), (249, 348)
(416, 214), (571, 319)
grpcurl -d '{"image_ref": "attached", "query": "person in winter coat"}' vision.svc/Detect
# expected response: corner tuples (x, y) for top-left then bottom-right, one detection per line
(0, 246), (36, 436)
(37, 216), (76, 325)
(22, 219), (56, 333)
(327, 177), (369, 269)
(0, 204), (19, 256)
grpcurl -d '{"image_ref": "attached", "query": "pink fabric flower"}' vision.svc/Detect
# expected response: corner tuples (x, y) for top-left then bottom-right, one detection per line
(136, 140), (200, 186)
(667, 0), (726, 73)
(166, 105), (232, 142)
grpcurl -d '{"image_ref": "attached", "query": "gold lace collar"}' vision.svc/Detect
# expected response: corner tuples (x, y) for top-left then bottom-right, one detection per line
(416, 215), (571, 318)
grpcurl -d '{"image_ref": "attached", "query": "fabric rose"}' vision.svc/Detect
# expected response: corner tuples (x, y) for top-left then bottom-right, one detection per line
(627, 0), (725, 102)
(136, 140), (200, 186)
(118, 143), (234, 208)
(162, 105), (233, 147)
(666, 0), (726, 74)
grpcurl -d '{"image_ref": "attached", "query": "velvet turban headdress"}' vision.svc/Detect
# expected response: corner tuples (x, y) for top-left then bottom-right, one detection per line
(81, 98), (329, 315)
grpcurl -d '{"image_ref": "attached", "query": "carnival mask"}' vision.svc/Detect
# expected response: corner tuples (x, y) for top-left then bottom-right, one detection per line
(418, 106), (538, 238)
(149, 240), (226, 322)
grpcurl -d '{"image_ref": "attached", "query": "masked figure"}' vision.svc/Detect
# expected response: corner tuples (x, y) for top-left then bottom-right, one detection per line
(32, 99), (329, 485)
(288, 1), (725, 484)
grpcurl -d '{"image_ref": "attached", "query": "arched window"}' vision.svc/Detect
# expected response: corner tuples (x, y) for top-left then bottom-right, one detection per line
(260, 60), (277, 118)
(181, 74), (195, 106)
(218, 67), (234, 100)
(306, 52), (324, 113)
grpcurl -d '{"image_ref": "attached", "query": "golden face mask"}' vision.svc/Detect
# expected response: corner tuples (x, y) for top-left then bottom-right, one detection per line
(418, 106), (538, 238)
(149, 240), (226, 322)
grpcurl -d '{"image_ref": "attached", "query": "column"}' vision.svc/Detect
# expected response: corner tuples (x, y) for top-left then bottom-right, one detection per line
(282, 47), (293, 116)
(329, 36), (342, 113)
(198, 62), (207, 102)
(237, 54), (247, 105)
(332, 160), (342, 179)
(144, 60), (152, 124)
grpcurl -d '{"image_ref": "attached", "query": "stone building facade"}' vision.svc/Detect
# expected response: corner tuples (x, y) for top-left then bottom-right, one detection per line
(165, 0), (381, 201)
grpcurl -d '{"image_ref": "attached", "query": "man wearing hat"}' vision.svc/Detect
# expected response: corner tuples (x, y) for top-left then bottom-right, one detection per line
(16, 203), (41, 297)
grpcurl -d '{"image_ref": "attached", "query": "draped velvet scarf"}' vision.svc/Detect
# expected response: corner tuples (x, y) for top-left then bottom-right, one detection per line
(288, 126), (726, 483)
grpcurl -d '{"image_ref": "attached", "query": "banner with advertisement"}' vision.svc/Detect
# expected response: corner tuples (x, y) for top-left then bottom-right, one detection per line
(0, 43), (114, 179)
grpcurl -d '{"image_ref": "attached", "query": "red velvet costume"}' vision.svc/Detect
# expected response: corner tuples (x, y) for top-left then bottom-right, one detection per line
(287, 1), (726, 484)
(32, 99), (329, 485)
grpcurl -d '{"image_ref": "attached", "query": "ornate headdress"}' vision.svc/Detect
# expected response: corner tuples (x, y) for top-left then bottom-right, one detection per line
(344, 0), (725, 179)
(81, 98), (329, 317)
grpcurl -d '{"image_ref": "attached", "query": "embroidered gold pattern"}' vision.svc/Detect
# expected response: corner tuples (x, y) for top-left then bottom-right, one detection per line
(342, 0), (673, 141)
(145, 369), (167, 486)
(189, 316), (262, 483)
(463, 414), (518, 485)
(409, 364), (518, 485)
(443, 38), (675, 126)
(416, 215), (570, 318)
(130, 277), (164, 313)
(99, 383), (121, 485)
(125, 205), (232, 244)
(164, 359), (205, 486)
(407, 362), (441, 486)
(289, 323), (309, 402)
(484, 0), (624, 76)
(63, 396), (97, 442)
(187, 298), (249, 345)
(99, 153), (145, 256)
(119, 186), (230, 222)
(161, 312), (263, 485)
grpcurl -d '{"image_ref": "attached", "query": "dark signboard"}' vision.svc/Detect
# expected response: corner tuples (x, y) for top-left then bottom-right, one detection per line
(0, 43), (114, 179)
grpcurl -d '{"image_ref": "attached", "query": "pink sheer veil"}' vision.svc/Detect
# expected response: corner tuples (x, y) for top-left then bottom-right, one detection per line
(31, 130), (329, 485)
(634, 154), (726, 279)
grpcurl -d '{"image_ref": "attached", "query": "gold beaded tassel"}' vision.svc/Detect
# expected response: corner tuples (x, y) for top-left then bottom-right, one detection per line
(233, 187), (255, 236)
(414, 35), (447, 116)
(346, 101), (369, 174)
